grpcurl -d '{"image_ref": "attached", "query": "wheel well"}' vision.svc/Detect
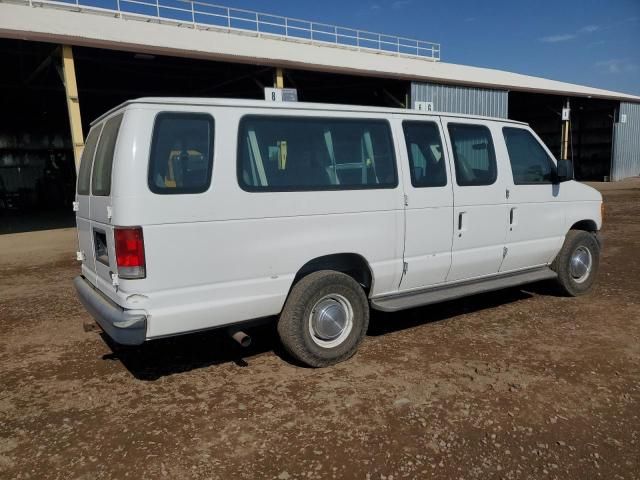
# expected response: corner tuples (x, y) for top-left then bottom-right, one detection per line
(570, 219), (598, 233)
(292, 253), (373, 295)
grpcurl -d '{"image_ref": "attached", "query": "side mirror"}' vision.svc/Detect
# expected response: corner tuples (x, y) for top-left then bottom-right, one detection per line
(555, 159), (574, 183)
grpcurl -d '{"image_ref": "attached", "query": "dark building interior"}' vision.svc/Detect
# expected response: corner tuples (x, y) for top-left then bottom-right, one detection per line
(0, 39), (75, 232)
(509, 91), (618, 181)
(0, 37), (620, 234)
(0, 38), (409, 233)
(72, 45), (410, 134)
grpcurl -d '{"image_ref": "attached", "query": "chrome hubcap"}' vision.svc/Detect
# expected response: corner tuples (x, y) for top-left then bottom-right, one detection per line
(570, 246), (593, 283)
(309, 294), (353, 348)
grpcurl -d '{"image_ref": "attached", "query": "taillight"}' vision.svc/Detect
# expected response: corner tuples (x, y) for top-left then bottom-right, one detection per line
(114, 227), (146, 279)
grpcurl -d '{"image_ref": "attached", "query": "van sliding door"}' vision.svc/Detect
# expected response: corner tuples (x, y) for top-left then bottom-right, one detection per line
(442, 119), (510, 282)
(398, 117), (454, 291)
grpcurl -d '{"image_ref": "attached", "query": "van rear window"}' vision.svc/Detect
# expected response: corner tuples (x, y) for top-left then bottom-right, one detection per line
(148, 113), (215, 194)
(77, 125), (102, 196)
(92, 114), (124, 196)
(238, 116), (397, 191)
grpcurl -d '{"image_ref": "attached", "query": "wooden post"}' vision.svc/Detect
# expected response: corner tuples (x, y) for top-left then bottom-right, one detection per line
(274, 67), (284, 89)
(61, 45), (84, 171)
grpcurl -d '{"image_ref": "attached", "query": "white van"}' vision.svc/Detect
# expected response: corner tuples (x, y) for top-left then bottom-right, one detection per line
(73, 98), (603, 367)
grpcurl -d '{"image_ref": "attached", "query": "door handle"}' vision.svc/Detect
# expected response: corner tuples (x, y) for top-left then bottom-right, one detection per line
(509, 207), (517, 230)
(458, 211), (466, 237)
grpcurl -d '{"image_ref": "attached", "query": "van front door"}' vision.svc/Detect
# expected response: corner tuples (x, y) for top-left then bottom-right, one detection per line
(443, 119), (509, 282)
(398, 118), (454, 291)
(499, 126), (565, 272)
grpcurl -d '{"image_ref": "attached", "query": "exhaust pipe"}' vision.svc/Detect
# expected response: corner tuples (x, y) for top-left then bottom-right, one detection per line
(228, 328), (251, 348)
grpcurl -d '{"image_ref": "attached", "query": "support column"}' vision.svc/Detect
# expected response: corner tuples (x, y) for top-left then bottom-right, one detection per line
(61, 45), (84, 171)
(274, 67), (284, 89)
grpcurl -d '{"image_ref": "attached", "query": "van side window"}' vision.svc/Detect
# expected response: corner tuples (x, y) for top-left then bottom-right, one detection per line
(238, 116), (397, 191)
(447, 124), (497, 186)
(503, 127), (556, 184)
(77, 125), (102, 195)
(402, 121), (447, 187)
(148, 113), (215, 194)
(92, 114), (124, 196)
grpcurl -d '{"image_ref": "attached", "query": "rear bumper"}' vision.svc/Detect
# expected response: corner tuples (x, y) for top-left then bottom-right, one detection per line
(73, 276), (147, 346)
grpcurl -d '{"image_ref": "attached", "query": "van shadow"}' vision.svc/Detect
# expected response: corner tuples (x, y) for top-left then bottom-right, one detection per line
(103, 282), (553, 380)
(368, 285), (536, 336)
(101, 322), (284, 381)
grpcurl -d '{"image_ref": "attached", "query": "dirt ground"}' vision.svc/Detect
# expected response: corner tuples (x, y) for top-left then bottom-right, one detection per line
(1, 180), (639, 480)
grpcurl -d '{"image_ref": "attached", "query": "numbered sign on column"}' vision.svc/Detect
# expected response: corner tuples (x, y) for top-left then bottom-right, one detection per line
(414, 101), (434, 112)
(265, 88), (298, 102)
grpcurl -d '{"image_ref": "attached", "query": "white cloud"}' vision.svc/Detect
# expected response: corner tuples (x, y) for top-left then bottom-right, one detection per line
(580, 25), (600, 33)
(595, 59), (638, 74)
(392, 0), (411, 9)
(540, 33), (577, 43)
(540, 23), (601, 43)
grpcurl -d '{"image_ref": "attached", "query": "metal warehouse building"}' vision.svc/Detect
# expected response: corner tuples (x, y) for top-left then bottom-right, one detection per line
(0, 0), (639, 233)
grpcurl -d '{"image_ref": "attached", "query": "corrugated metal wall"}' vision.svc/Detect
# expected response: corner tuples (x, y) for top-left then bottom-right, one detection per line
(411, 82), (508, 118)
(612, 102), (640, 181)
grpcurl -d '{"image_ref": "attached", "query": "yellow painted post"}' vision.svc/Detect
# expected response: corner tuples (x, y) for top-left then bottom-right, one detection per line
(275, 67), (284, 89)
(61, 45), (84, 171)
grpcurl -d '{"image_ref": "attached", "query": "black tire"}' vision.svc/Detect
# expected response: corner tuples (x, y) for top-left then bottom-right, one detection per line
(551, 230), (600, 296)
(277, 270), (369, 368)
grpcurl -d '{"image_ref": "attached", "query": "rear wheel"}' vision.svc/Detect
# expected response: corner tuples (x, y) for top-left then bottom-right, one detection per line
(552, 230), (600, 296)
(277, 270), (369, 367)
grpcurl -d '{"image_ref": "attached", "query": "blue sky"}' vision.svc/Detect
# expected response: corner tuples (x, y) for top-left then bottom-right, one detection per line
(208, 0), (640, 95)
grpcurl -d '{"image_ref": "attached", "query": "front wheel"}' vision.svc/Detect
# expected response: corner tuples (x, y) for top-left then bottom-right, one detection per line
(277, 270), (369, 367)
(551, 230), (600, 296)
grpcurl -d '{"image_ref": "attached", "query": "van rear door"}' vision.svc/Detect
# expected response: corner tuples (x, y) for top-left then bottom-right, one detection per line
(88, 114), (125, 292)
(75, 124), (103, 286)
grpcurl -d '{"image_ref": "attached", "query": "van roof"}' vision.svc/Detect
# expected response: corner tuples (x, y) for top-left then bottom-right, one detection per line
(92, 97), (528, 126)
